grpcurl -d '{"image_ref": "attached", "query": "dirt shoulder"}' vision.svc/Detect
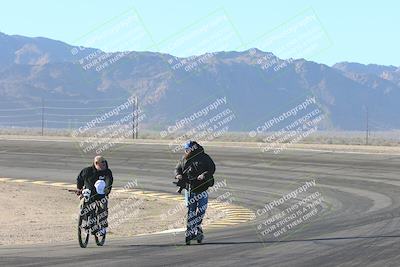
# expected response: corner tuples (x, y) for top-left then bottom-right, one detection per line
(286, 143), (400, 154)
(0, 181), (187, 246)
(0, 135), (399, 154)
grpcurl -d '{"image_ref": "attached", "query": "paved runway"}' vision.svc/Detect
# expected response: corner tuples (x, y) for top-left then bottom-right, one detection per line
(1, 138), (400, 266)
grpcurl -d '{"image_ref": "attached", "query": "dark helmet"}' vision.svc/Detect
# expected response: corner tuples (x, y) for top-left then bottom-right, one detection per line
(183, 140), (194, 150)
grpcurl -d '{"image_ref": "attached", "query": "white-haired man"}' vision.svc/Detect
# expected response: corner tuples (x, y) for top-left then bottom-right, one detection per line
(76, 155), (114, 235)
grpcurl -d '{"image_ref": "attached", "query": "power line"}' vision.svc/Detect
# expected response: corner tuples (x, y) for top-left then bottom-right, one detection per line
(0, 96), (130, 103)
(0, 114), (41, 118)
(43, 112), (132, 117)
(0, 120), (42, 124)
(0, 107), (41, 111)
(43, 106), (118, 110)
(44, 120), (133, 124)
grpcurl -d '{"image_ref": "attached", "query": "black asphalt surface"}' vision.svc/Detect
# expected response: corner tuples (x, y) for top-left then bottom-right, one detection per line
(1, 138), (400, 266)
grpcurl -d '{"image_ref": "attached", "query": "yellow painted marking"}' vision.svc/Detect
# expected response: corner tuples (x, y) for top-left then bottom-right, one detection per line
(158, 195), (181, 199)
(0, 176), (254, 230)
(208, 222), (239, 226)
(225, 211), (255, 215)
(112, 189), (127, 193)
(168, 197), (183, 201)
(31, 180), (50, 185)
(142, 193), (166, 197)
(130, 191), (152, 195)
(9, 179), (30, 183)
(155, 193), (180, 198)
(221, 219), (249, 223)
(49, 182), (69, 187)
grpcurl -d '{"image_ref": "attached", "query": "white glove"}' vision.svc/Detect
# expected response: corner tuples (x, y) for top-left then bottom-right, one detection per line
(197, 174), (205, 180)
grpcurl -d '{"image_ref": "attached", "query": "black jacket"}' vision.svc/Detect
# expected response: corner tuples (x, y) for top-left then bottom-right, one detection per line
(77, 161), (113, 197)
(175, 144), (215, 193)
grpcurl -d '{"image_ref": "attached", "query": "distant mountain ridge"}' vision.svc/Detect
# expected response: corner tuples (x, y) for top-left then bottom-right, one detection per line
(0, 32), (399, 131)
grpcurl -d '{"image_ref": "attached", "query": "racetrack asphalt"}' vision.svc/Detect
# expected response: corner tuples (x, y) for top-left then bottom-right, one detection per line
(1, 138), (400, 267)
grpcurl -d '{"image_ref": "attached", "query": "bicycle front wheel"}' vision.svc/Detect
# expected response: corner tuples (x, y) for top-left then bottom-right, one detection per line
(78, 205), (90, 248)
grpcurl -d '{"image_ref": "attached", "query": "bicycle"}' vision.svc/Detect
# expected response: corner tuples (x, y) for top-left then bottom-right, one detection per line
(70, 188), (107, 248)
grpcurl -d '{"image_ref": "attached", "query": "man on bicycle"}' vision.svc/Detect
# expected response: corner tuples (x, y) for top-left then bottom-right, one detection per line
(174, 141), (216, 244)
(77, 155), (113, 235)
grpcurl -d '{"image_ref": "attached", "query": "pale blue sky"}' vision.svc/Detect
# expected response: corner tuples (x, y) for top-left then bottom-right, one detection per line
(0, 0), (398, 66)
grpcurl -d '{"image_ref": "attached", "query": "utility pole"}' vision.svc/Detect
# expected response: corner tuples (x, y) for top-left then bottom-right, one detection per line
(41, 98), (44, 136)
(132, 98), (136, 139)
(135, 96), (139, 139)
(365, 106), (369, 145)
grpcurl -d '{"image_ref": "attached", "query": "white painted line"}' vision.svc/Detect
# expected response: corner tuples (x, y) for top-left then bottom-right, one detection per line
(135, 228), (186, 236)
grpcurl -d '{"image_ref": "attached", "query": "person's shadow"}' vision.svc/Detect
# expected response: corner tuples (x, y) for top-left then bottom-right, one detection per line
(121, 234), (400, 248)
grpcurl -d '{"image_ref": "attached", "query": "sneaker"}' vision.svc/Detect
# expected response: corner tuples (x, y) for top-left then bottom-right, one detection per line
(185, 235), (192, 245)
(98, 228), (107, 236)
(185, 230), (196, 245)
(196, 227), (204, 243)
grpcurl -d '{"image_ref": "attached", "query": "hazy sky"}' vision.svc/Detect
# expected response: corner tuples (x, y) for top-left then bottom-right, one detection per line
(0, 0), (398, 66)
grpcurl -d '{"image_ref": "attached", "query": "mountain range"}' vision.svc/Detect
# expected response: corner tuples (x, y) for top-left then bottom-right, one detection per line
(0, 32), (399, 131)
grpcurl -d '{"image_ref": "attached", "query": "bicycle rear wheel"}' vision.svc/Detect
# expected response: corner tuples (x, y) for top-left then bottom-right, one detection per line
(95, 230), (106, 246)
(94, 203), (106, 246)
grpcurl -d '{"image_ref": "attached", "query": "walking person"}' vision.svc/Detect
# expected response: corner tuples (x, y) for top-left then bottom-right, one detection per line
(174, 141), (216, 244)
